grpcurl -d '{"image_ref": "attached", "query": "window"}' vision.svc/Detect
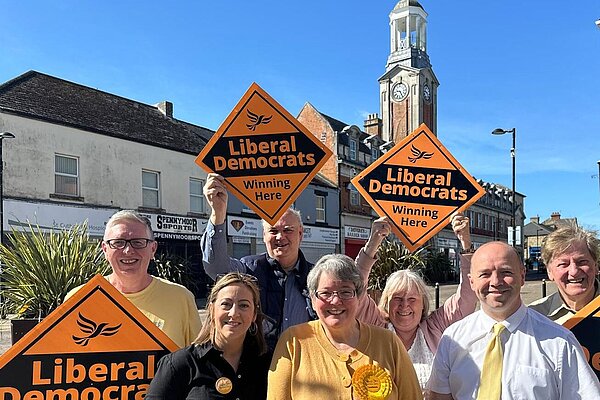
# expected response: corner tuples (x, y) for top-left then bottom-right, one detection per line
(55, 154), (79, 196)
(371, 147), (379, 162)
(349, 183), (360, 206)
(316, 195), (326, 222)
(349, 139), (357, 161)
(142, 170), (160, 208)
(190, 178), (205, 213)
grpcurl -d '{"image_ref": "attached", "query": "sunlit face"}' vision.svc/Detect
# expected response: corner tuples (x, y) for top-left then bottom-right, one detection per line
(263, 211), (303, 269)
(469, 242), (525, 321)
(102, 221), (157, 280)
(387, 289), (424, 335)
(312, 271), (358, 332)
(547, 241), (598, 308)
(213, 283), (256, 347)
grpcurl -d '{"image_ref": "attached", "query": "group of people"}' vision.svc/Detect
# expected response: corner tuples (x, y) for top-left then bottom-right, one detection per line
(75, 172), (600, 399)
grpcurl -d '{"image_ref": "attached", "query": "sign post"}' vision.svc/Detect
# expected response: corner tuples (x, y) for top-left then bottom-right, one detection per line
(351, 124), (485, 252)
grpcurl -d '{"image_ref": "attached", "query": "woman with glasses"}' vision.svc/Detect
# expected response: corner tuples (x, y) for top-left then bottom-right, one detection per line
(146, 272), (271, 399)
(267, 254), (422, 400)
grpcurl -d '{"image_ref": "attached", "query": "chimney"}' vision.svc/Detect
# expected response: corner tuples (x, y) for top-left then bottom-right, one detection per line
(530, 216), (539, 224)
(156, 101), (173, 118)
(551, 212), (561, 220)
(363, 113), (382, 137)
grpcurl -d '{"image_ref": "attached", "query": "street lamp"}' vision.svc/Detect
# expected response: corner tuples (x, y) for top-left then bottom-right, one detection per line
(0, 131), (15, 318)
(492, 127), (516, 248)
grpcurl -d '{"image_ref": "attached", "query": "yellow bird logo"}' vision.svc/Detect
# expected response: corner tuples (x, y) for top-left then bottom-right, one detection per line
(72, 313), (121, 346)
(408, 144), (434, 163)
(246, 110), (272, 131)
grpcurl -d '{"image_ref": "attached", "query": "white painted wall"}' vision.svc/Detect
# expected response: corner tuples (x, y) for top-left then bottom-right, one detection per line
(0, 113), (208, 216)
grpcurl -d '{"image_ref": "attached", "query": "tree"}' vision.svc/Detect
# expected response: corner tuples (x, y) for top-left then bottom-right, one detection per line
(0, 222), (109, 319)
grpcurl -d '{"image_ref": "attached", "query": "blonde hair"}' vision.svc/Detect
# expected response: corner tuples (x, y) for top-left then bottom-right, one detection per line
(378, 269), (431, 322)
(542, 223), (599, 265)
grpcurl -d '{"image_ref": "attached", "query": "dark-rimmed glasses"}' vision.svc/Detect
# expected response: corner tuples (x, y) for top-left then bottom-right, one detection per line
(315, 289), (356, 302)
(104, 238), (154, 249)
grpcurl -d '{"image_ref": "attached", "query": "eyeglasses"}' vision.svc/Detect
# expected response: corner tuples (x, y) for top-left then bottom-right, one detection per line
(104, 238), (154, 249)
(315, 289), (356, 301)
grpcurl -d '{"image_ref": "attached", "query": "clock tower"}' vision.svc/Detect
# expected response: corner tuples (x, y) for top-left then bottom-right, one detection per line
(379, 0), (438, 144)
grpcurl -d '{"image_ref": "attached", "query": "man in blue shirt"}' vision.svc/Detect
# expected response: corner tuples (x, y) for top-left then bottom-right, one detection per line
(201, 173), (316, 349)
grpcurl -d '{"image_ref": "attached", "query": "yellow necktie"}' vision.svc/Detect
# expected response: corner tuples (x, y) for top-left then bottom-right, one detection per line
(477, 323), (506, 400)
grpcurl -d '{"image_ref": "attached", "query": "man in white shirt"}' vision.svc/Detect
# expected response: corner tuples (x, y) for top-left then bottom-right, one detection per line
(427, 241), (600, 400)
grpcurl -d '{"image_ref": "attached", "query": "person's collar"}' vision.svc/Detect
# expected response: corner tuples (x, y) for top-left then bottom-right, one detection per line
(480, 303), (526, 333)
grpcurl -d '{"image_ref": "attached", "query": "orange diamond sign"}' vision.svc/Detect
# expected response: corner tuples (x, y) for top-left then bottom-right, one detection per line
(351, 124), (485, 252)
(0, 275), (178, 398)
(195, 83), (333, 225)
(563, 296), (600, 380)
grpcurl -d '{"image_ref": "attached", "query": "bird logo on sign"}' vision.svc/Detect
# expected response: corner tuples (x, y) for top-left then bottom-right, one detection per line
(408, 144), (434, 163)
(72, 313), (122, 346)
(246, 110), (272, 131)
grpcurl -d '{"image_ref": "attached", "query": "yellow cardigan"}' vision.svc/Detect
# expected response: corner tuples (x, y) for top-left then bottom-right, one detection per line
(268, 320), (423, 400)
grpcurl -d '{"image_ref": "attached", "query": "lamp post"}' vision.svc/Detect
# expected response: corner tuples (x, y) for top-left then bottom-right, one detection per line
(492, 127), (516, 248)
(0, 131), (15, 318)
(597, 160), (600, 205)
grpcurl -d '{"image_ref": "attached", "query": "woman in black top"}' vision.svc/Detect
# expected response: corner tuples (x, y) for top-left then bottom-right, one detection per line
(146, 272), (271, 399)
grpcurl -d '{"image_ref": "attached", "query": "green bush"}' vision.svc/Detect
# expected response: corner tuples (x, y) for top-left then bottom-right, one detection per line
(369, 237), (427, 291)
(423, 250), (454, 284)
(149, 251), (200, 296)
(0, 222), (109, 319)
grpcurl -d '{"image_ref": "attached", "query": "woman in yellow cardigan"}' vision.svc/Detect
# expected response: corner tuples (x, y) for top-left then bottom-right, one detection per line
(268, 254), (422, 400)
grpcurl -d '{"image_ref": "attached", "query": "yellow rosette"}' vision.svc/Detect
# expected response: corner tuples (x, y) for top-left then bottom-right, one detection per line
(352, 364), (392, 400)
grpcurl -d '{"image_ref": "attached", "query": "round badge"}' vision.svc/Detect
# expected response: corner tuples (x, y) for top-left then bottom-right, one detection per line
(352, 364), (392, 400)
(215, 377), (233, 394)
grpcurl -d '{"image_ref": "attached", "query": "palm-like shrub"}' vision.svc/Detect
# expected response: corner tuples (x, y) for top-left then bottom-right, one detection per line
(0, 222), (110, 319)
(368, 237), (427, 292)
(149, 251), (200, 296)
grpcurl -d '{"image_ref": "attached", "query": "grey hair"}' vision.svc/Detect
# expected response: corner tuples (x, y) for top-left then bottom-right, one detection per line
(104, 210), (154, 240)
(262, 208), (303, 231)
(307, 254), (364, 297)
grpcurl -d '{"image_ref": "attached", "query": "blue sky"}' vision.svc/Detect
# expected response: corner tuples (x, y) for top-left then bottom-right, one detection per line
(2, 0), (600, 229)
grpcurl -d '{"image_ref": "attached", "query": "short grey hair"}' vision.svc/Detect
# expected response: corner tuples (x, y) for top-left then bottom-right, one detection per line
(104, 210), (154, 240)
(262, 208), (303, 231)
(307, 254), (364, 297)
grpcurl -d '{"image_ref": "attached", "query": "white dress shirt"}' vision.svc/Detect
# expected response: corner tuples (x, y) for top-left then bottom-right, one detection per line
(427, 304), (600, 399)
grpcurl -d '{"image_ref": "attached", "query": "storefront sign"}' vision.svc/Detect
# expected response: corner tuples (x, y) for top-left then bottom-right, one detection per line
(141, 213), (207, 239)
(227, 216), (263, 238)
(344, 226), (371, 240)
(303, 226), (339, 245)
(4, 199), (115, 236)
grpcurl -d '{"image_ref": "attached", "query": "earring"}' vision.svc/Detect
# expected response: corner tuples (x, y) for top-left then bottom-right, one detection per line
(248, 321), (258, 336)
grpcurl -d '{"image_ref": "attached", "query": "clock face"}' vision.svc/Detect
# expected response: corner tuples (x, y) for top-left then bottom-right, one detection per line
(423, 84), (431, 102)
(391, 82), (409, 102)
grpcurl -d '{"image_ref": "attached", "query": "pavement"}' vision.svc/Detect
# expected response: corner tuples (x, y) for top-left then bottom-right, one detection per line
(0, 273), (556, 357)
